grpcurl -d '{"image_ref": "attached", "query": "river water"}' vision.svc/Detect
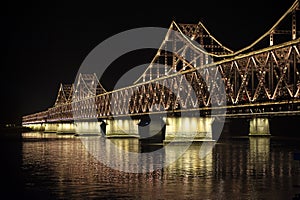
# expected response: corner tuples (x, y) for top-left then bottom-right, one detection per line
(2, 132), (300, 199)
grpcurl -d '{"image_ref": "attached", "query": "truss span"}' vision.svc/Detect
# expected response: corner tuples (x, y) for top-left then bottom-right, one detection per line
(22, 0), (300, 124)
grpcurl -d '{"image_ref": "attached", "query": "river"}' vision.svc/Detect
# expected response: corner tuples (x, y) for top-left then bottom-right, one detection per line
(1, 131), (300, 199)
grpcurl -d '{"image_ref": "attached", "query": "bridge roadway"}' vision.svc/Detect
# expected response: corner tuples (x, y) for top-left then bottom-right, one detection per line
(22, 1), (300, 142)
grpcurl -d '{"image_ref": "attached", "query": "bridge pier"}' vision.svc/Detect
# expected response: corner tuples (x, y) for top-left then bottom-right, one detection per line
(56, 122), (75, 135)
(44, 123), (58, 133)
(138, 115), (166, 143)
(249, 118), (270, 136)
(24, 123), (45, 132)
(105, 119), (139, 138)
(74, 121), (101, 136)
(164, 117), (215, 143)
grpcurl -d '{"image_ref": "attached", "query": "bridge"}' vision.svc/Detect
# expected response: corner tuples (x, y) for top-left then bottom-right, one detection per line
(22, 0), (300, 143)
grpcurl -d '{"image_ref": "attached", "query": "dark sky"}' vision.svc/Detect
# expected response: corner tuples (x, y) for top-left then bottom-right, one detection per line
(1, 0), (296, 124)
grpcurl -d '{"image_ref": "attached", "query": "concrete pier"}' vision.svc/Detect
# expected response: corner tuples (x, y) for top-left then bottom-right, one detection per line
(74, 121), (101, 136)
(56, 123), (75, 135)
(105, 119), (139, 138)
(24, 123), (45, 132)
(249, 118), (270, 136)
(164, 117), (215, 143)
(138, 115), (166, 142)
(44, 123), (58, 133)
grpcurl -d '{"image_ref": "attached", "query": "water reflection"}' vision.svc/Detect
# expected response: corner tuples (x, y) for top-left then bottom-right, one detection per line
(249, 137), (270, 176)
(161, 144), (214, 199)
(79, 135), (215, 174)
(22, 132), (74, 139)
(80, 136), (163, 173)
(21, 132), (300, 199)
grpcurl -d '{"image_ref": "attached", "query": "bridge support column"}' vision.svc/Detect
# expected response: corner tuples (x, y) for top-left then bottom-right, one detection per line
(138, 115), (166, 143)
(249, 118), (270, 136)
(24, 123), (45, 132)
(44, 123), (58, 133)
(105, 119), (139, 138)
(56, 123), (75, 135)
(74, 121), (101, 136)
(164, 117), (215, 143)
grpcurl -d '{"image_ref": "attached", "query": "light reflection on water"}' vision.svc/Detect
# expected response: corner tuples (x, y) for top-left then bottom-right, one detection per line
(21, 132), (300, 199)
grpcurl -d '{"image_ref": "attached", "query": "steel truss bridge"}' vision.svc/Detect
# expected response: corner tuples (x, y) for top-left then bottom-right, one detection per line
(23, 0), (300, 125)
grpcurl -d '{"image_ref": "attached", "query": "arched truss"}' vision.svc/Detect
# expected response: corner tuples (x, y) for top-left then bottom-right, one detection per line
(47, 73), (108, 121)
(54, 84), (74, 107)
(134, 20), (233, 84)
(94, 39), (300, 119)
(71, 73), (107, 120)
(221, 0), (300, 57)
(73, 73), (106, 101)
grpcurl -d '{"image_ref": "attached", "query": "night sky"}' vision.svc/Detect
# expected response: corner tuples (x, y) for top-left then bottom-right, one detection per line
(1, 0), (296, 124)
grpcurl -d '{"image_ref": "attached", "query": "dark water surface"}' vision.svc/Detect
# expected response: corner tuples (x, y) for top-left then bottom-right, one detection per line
(1, 132), (300, 199)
